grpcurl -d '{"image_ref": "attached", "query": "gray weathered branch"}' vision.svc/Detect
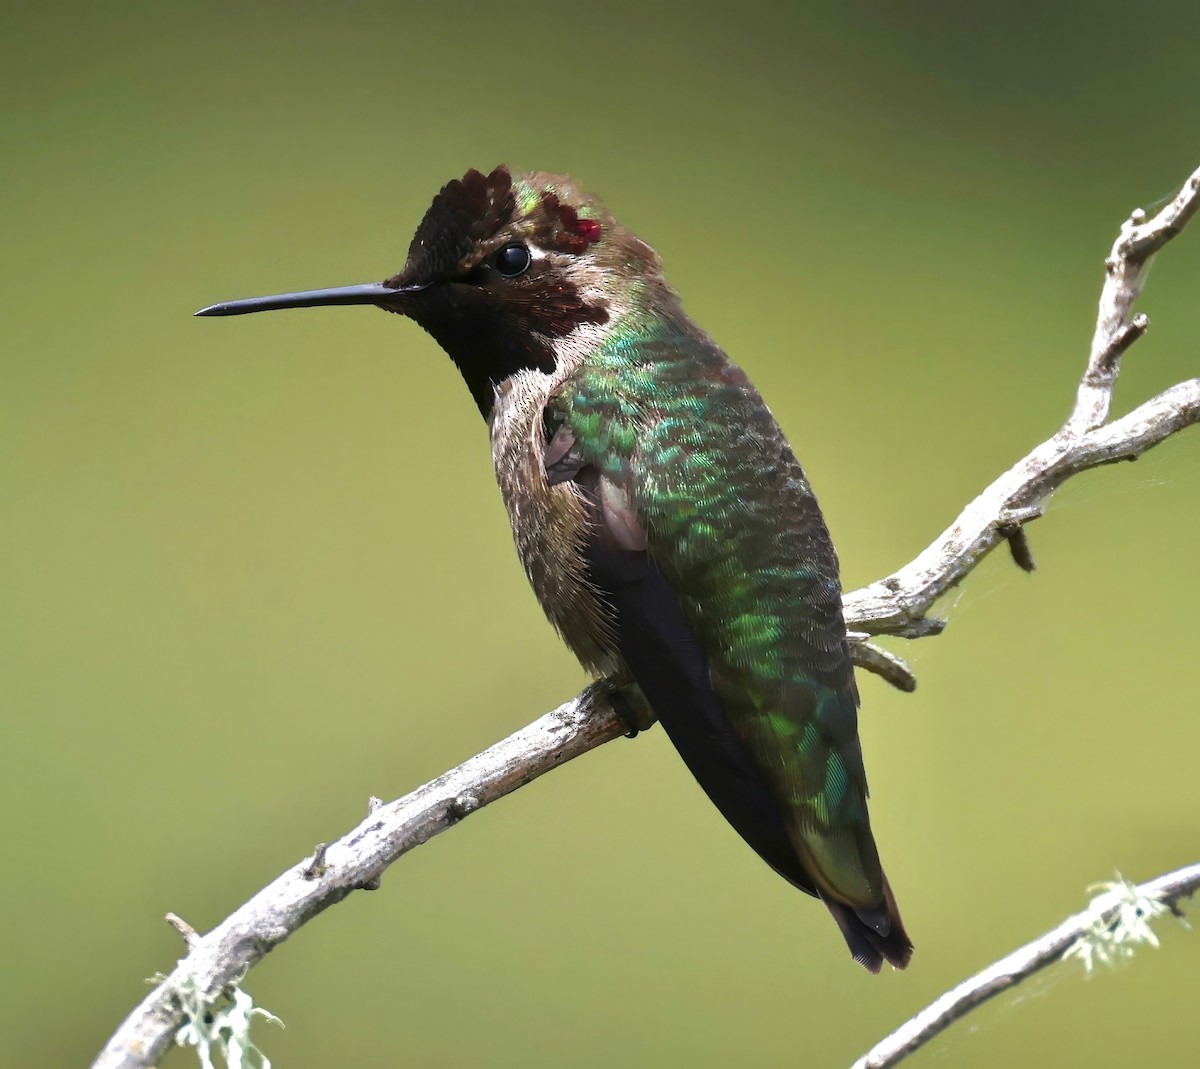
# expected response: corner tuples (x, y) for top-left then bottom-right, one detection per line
(93, 685), (631, 1069)
(843, 160), (1200, 646)
(849, 863), (1200, 1069)
(92, 164), (1200, 1069)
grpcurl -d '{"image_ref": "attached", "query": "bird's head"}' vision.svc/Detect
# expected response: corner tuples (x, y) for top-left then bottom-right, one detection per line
(197, 166), (665, 415)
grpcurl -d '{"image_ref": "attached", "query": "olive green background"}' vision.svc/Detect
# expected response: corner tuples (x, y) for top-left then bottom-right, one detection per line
(4, 2), (1198, 1066)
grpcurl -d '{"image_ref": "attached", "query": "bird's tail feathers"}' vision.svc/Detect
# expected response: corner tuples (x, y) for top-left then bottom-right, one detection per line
(824, 876), (912, 973)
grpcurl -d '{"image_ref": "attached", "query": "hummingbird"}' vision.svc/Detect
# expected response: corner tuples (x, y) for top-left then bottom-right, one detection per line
(197, 165), (912, 972)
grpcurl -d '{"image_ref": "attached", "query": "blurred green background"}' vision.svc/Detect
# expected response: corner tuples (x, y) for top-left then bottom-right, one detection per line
(4, 2), (1198, 1066)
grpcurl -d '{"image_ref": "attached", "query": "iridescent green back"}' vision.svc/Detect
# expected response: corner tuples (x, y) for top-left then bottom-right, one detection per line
(559, 307), (885, 908)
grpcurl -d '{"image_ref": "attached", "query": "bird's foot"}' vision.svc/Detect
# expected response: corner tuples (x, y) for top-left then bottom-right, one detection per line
(596, 679), (656, 739)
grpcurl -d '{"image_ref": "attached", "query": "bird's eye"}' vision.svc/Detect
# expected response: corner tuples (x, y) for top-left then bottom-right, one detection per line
(494, 243), (532, 278)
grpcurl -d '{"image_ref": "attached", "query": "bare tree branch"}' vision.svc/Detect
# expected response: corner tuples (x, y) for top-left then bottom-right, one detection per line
(92, 684), (629, 1069)
(92, 164), (1200, 1069)
(843, 161), (1200, 644)
(849, 863), (1200, 1069)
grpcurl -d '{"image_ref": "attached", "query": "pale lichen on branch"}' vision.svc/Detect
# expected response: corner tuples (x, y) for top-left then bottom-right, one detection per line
(849, 864), (1200, 1069)
(91, 164), (1200, 1069)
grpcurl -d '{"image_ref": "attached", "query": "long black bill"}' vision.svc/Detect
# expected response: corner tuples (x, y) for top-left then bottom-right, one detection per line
(195, 281), (425, 318)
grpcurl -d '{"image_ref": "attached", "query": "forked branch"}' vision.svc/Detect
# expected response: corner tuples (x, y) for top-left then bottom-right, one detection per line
(92, 164), (1200, 1069)
(845, 161), (1200, 659)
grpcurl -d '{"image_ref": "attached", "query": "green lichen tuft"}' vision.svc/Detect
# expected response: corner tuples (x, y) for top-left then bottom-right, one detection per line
(169, 974), (283, 1069)
(1063, 874), (1177, 974)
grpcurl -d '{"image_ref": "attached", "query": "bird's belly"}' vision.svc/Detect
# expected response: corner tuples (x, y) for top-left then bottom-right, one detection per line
(489, 375), (619, 677)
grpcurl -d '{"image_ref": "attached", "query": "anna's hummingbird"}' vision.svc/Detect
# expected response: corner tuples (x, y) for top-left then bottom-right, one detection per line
(198, 166), (912, 971)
